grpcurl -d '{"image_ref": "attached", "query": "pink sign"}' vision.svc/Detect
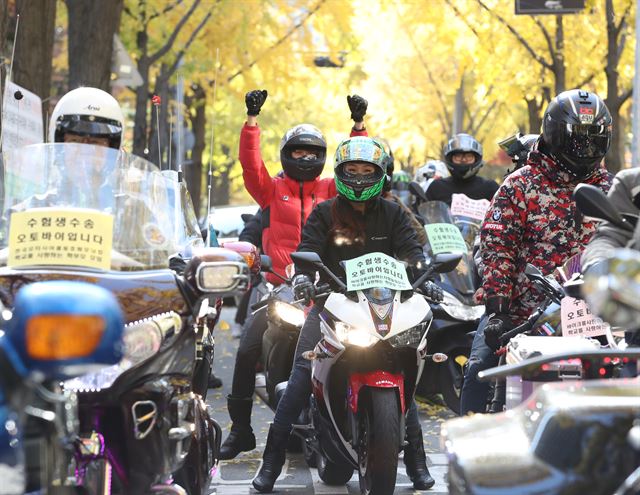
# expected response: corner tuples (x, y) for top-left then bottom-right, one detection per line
(560, 296), (608, 338)
(450, 194), (490, 221)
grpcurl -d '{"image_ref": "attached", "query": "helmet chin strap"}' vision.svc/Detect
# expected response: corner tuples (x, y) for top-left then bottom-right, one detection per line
(551, 151), (599, 181)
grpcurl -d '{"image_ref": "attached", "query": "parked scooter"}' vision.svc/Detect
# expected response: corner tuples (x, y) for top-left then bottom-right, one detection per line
(291, 250), (460, 494)
(0, 143), (251, 494)
(0, 280), (124, 495)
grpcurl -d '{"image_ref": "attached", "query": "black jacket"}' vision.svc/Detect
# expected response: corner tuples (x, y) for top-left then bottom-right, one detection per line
(582, 167), (640, 269)
(238, 208), (263, 249)
(425, 175), (499, 206)
(295, 197), (425, 283)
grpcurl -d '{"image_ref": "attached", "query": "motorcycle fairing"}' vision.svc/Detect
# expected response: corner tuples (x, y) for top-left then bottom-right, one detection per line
(347, 371), (405, 414)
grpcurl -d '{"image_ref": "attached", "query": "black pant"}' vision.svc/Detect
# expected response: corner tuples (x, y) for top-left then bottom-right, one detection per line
(272, 304), (422, 433)
(231, 305), (268, 397)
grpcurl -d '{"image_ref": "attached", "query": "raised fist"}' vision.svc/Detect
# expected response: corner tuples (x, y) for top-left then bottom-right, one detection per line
(347, 94), (368, 122)
(245, 89), (268, 116)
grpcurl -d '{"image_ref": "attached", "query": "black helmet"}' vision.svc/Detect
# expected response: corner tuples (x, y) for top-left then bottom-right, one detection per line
(279, 124), (327, 181)
(443, 133), (483, 180)
(542, 89), (612, 179)
(498, 132), (539, 172)
(374, 136), (395, 191)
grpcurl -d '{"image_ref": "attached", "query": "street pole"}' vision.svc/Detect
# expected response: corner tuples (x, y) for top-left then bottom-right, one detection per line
(176, 66), (185, 172)
(632, 0), (640, 167)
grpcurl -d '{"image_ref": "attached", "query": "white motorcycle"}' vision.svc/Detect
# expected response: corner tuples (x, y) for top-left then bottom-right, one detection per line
(291, 250), (460, 495)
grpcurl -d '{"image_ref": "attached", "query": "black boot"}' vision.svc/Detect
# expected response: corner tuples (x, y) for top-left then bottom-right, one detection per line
(219, 396), (256, 460)
(252, 424), (290, 493)
(404, 422), (435, 490)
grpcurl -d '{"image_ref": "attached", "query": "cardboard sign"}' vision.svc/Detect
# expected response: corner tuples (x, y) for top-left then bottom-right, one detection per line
(560, 296), (608, 338)
(345, 252), (411, 291)
(8, 208), (113, 270)
(1, 79), (44, 152)
(450, 194), (490, 221)
(425, 223), (467, 254)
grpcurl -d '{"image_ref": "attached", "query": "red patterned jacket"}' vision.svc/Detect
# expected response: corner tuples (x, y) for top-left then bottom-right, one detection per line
(479, 150), (612, 321)
(239, 123), (366, 284)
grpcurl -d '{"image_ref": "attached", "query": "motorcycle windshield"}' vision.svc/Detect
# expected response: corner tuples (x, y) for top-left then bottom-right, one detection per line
(0, 143), (187, 271)
(418, 200), (477, 298)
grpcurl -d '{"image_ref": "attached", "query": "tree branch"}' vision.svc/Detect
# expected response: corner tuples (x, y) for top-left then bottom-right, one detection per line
(149, 0), (184, 22)
(615, 0), (633, 38)
(227, 1), (326, 82)
(165, 7), (214, 78)
(444, 0), (479, 38)
(620, 86), (633, 105)
(475, 0), (553, 71)
(532, 16), (556, 64)
(149, 0), (201, 65)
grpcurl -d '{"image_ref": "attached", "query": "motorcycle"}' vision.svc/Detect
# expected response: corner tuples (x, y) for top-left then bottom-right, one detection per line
(411, 187), (485, 413)
(0, 143), (252, 494)
(291, 250), (460, 494)
(0, 280), (124, 495)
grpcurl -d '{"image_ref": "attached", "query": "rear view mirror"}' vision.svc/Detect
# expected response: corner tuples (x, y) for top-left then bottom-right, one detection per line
(433, 253), (462, 274)
(409, 181), (428, 202)
(574, 184), (632, 232)
(260, 255), (273, 273)
(290, 251), (323, 268)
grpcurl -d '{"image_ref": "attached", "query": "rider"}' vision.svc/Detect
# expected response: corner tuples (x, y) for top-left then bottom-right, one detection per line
(49, 86), (124, 149)
(252, 136), (443, 493)
(425, 133), (498, 205)
(460, 89), (613, 415)
(414, 159), (449, 192)
(219, 91), (369, 460)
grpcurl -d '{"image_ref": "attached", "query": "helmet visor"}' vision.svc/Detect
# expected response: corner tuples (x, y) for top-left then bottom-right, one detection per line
(58, 115), (122, 138)
(565, 124), (611, 159)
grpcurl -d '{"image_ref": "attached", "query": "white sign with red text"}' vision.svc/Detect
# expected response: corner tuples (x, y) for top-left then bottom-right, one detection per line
(560, 296), (608, 338)
(450, 194), (490, 221)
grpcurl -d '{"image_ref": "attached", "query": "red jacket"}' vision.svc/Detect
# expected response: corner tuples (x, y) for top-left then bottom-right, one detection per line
(239, 123), (366, 283)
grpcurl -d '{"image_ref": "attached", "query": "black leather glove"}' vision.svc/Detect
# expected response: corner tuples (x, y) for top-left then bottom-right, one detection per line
(483, 316), (509, 351)
(293, 274), (315, 305)
(422, 281), (443, 303)
(245, 89), (268, 116)
(347, 94), (367, 122)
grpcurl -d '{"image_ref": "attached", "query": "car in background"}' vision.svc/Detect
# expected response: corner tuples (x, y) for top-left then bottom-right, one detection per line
(206, 204), (259, 244)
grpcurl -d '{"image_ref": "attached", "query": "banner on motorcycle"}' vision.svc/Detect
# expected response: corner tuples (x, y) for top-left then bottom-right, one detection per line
(8, 208), (113, 270)
(560, 296), (608, 338)
(425, 223), (467, 254)
(345, 252), (412, 291)
(450, 194), (490, 221)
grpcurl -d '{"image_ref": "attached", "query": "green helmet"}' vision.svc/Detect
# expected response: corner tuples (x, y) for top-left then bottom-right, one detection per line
(334, 136), (389, 202)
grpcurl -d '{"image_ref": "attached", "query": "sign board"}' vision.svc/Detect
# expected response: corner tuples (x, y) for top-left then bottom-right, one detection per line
(515, 0), (585, 15)
(450, 194), (490, 221)
(560, 296), (608, 338)
(8, 208), (113, 270)
(1, 79), (44, 152)
(345, 252), (411, 291)
(425, 223), (468, 254)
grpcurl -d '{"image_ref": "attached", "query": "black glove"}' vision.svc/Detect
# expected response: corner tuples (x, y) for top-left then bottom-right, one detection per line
(245, 89), (268, 116)
(347, 94), (367, 122)
(293, 274), (315, 305)
(483, 314), (513, 351)
(422, 281), (443, 303)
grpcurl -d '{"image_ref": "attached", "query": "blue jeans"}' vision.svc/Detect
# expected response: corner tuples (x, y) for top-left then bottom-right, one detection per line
(272, 304), (422, 432)
(460, 315), (498, 415)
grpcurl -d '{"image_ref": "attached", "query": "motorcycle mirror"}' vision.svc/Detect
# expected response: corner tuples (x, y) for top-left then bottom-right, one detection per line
(409, 181), (428, 202)
(241, 213), (254, 224)
(290, 251), (323, 267)
(433, 253), (462, 274)
(574, 184), (633, 232)
(524, 264), (544, 280)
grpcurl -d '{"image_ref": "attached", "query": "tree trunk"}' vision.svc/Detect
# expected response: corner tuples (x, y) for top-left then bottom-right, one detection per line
(186, 84), (206, 216)
(0, 0), (9, 95)
(65, 0), (124, 90)
(604, 0), (624, 173)
(212, 144), (232, 206)
(12, 0), (56, 104)
(133, 57), (151, 157)
(148, 64), (171, 169)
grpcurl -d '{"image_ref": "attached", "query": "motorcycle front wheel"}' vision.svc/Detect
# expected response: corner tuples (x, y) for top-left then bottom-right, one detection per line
(316, 451), (353, 485)
(357, 388), (400, 495)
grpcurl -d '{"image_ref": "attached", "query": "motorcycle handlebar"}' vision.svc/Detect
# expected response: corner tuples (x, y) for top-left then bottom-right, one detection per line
(250, 299), (270, 311)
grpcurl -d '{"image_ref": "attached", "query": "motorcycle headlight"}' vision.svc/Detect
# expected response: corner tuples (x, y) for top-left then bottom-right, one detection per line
(335, 322), (379, 348)
(274, 301), (305, 328)
(388, 323), (426, 348)
(440, 292), (484, 321)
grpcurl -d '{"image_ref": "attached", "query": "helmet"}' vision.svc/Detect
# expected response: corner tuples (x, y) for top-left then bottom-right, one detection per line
(498, 132), (539, 172)
(391, 170), (411, 191)
(541, 89), (612, 179)
(443, 133), (483, 180)
(334, 136), (389, 202)
(373, 136), (395, 191)
(49, 87), (124, 149)
(414, 160), (449, 183)
(279, 124), (327, 181)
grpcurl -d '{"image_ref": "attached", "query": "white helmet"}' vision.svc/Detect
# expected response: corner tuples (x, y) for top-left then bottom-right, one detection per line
(48, 87), (124, 149)
(414, 160), (449, 183)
